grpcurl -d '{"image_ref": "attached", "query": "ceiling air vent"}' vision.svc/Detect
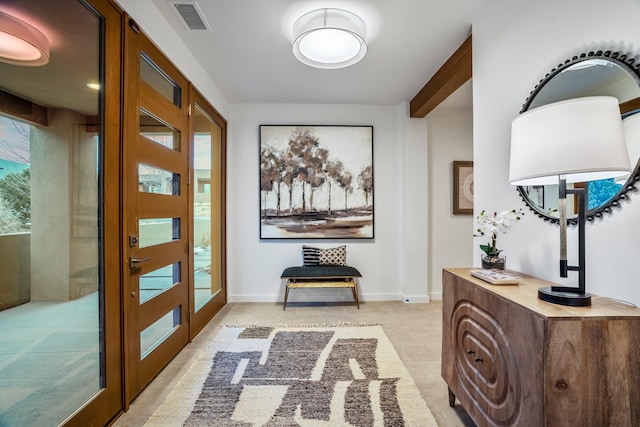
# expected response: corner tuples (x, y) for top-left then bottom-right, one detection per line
(169, 1), (210, 31)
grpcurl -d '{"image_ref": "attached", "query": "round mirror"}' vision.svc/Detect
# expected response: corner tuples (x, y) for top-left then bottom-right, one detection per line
(518, 50), (640, 224)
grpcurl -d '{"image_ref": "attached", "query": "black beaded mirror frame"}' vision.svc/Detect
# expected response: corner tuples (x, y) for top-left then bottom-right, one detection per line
(518, 50), (640, 225)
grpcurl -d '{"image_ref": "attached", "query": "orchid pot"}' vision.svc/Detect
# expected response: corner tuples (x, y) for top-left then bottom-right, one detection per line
(475, 209), (524, 271)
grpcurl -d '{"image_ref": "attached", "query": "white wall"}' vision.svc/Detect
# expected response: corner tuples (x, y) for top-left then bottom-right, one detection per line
(473, 0), (640, 305)
(227, 103), (434, 303)
(114, 0), (476, 304)
(401, 106), (432, 302)
(112, 0), (438, 303)
(427, 105), (474, 299)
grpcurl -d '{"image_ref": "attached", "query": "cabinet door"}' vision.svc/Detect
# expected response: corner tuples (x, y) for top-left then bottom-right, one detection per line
(442, 271), (545, 426)
(546, 318), (640, 427)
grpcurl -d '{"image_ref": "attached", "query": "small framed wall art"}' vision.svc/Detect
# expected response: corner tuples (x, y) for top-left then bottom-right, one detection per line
(453, 160), (473, 215)
(260, 125), (373, 239)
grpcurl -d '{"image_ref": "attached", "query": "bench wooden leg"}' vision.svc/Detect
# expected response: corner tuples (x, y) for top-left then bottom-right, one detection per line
(352, 281), (359, 309)
(283, 284), (290, 311)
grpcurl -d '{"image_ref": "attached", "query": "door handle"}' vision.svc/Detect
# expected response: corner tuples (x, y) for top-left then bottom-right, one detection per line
(130, 256), (151, 270)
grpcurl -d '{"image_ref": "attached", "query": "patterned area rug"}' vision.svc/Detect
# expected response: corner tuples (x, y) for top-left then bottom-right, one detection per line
(144, 324), (438, 426)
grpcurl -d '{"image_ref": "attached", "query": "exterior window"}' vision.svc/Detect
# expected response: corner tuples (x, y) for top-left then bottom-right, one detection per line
(0, 116), (31, 235)
(0, 1), (104, 425)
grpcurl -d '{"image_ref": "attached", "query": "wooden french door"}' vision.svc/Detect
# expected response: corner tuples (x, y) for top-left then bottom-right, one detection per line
(188, 89), (227, 337)
(122, 19), (190, 401)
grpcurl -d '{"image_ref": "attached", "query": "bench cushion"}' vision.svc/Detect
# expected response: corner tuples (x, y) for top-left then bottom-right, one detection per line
(281, 265), (361, 279)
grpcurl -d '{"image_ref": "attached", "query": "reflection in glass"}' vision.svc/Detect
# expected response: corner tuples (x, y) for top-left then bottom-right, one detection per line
(0, 1), (103, 424)
(139, 218), (180, 248)
(192, 104), (223, 311)
(140, 305), (182, 359)
(139, 109), (180, 151)
(588, 179), (623, 210)
(529, 60), (640, 109)
(140, 263), (180, 304)
(138, 163), (179, 195)
(140, 52), (181, 107)
(522, 185), (545, 210)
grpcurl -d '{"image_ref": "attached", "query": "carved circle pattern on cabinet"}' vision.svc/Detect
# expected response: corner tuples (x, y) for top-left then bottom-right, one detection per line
(442, 268), (640, 427)
(452, 301), (522, 425)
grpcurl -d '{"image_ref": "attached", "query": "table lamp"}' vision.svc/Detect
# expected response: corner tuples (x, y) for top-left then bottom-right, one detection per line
(509, 96), (631, 306)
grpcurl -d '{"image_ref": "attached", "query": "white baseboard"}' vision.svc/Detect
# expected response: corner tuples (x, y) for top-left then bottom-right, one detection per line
(228, 292), (442, 304)
(229, 290), (405, 303)
(227, 295), (280, 303)
(429, 292), (443, 301)
(401, 294), (431, 304)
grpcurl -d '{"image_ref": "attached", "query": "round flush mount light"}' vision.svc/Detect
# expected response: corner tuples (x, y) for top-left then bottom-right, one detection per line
(0, 11), (50, 66)
(292, 8), (367, 69)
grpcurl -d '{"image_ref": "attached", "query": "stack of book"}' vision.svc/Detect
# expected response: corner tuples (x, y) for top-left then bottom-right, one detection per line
(470, 269), (520, 285)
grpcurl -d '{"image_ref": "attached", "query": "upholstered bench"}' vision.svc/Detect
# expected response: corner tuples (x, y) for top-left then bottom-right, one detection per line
(280, 265), (362, 310)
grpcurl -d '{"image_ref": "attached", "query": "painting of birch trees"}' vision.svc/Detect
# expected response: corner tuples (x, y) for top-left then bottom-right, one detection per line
(260, 125), (373, 239)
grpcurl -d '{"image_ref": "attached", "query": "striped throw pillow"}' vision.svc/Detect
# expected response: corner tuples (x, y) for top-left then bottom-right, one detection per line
(302, 245), (321, 266)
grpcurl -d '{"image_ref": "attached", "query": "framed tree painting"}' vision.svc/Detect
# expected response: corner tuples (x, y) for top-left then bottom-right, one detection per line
(453, 160), (473, 215)
(260, 125), (374, 239)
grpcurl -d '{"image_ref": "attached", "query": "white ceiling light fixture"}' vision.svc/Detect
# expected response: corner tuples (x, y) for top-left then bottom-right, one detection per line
(292, 8), (367, 69)
(0, 11), (49, 66)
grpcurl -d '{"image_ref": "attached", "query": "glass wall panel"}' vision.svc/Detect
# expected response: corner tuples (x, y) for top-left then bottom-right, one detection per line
(139, 109), (180, 151)
(139, 218), (180, 248)
(139, 262), (180, 304)
(140, 52), (181, 107)
(140, 305), (182, 360)
(192, 104), (223, 311)
(0, 1), (104, 425)
(138, 163), (179, 195)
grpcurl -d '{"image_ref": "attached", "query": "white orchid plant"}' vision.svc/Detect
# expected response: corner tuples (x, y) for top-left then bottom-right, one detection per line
(475, 209), (524, 257)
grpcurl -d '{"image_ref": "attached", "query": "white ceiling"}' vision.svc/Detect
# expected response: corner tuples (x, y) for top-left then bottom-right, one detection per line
(1, 0), (100, 115)
(0, 0), (487, 117)
(146, 0), (489, 106)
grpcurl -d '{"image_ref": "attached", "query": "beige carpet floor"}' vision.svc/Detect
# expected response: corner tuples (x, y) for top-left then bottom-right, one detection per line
(114, 301), (476, 427)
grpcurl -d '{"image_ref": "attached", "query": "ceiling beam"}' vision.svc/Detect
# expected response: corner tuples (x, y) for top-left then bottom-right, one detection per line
(0, 89), (48, 126)
(409, 34), (472, 118)
(620, 97), (640, 115)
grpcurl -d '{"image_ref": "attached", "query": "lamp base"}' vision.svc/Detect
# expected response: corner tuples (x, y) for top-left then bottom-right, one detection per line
(538, 286), (591, 306)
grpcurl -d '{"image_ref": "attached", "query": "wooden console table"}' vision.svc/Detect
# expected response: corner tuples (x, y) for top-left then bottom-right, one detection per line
(442, 268), (640, 427)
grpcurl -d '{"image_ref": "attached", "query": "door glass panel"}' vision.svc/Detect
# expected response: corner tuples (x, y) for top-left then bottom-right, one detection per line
(140, 52), (181, 107)
(140, 305), (182, 359)
(139, 218), (180, 248)
(0, 1), (104, 425)
(138, 163), (179, 195)
(139, 262), (180, 304)
(192, 104), (223, 311)
(139, 109), (181, 151)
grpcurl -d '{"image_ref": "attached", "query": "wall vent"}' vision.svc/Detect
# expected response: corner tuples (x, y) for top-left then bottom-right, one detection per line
(169, 1), (210, 31)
